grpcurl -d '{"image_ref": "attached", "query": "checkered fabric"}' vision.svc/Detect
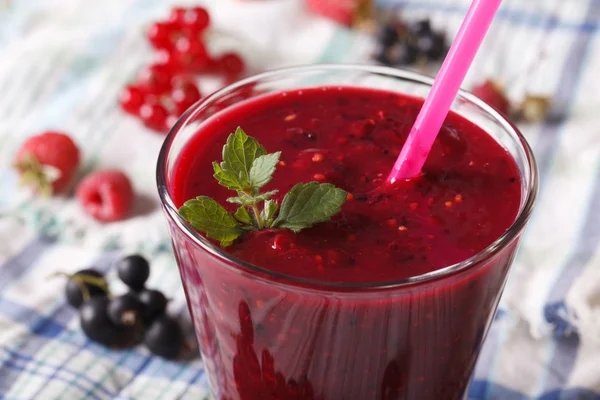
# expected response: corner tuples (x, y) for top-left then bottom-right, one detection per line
(1, 0), (600, 398)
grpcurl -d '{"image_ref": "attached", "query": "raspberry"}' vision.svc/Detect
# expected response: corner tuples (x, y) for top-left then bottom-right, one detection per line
(76, 170), (134, 222)
(471, 80), (510, 115)
(14, 131), (80, 195)
(305, 0), (355, 26)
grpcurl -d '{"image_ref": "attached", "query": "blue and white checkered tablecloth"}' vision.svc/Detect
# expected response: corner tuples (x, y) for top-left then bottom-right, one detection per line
(1, 0), (600, 398)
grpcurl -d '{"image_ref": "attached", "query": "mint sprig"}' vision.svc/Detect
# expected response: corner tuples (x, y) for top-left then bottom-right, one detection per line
(272, 181), (347, 232)
(178, 127), (347, 246)
(179, 196), (245, 247)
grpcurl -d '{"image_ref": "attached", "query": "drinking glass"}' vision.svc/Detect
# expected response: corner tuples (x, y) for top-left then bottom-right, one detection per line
(156, 65), (538, 400)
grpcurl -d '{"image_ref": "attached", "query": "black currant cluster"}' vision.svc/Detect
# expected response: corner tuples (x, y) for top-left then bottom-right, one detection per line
(63, 255), (184, 359)
(373, 18), (447, 67)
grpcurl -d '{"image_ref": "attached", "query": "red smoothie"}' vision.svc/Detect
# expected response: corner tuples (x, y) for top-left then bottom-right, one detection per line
(167, 86), (522, 399)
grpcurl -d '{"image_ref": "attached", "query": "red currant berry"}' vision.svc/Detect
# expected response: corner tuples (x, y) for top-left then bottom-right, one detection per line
(147, 21), (178, 50)
(185, 7), (210, 32)
(137, 64), (173, 95)
(118, 85), (146, 115)
(171, 80), (202, 115)
(140, 101), (169, 132)
(169, 7), (210, 32)
(218, 52), (245, 80)
(168, 7), (187, 25)
(154, 49), (182, 75)
(174, 37), (210, 73)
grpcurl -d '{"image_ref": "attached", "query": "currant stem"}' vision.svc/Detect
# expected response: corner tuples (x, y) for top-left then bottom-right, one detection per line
(48, 272), (110, 295)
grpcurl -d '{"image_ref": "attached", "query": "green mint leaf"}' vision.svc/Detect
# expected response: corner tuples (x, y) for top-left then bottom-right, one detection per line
(261, 200), (279, 226)
(178, 196), (244, 247)
(213, 162), (244, 191)
(221, 127), (266, 189)
(234, 206), (252, 225)
(226, 190), (278, 206)
(273, 182), (347, 232)
(249, 152), (281, 189)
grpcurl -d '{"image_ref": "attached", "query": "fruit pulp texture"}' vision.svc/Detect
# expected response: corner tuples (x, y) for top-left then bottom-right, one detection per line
(169, 86), (522, 399)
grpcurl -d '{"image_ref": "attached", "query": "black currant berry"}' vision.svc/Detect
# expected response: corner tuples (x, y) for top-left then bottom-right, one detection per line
(411, 19), (432, 36)
(107, 293), (144, 327)
(80, 297), (121, 346)
(417, 32), (446, 61)
(116, 254), (150, 291)
(144, 315), (183, 359)
(66, 269), (108, 309)
(138, 289), (168, 325)
(392, 41), (419, 66)
(376, 23), (400, 48)
(373, 45), (393, 66)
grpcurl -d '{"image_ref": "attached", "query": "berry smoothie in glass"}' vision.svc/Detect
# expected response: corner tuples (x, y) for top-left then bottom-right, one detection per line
(157, 65), (538, 400)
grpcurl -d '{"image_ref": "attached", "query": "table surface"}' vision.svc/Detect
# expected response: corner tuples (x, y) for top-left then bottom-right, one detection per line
(1, 0), (600, 398)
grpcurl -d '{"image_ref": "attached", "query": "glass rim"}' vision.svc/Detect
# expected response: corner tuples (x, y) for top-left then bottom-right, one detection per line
(156, 64), (539, 291)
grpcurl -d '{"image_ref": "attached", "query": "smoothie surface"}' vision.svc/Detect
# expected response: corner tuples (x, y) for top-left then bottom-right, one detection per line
(170, 86), (521, 283)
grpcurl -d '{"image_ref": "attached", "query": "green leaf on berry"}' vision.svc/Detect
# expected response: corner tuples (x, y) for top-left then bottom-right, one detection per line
(273, 182), (347, 232)
(179, 196), (244, 246)
(226, 190), (278, 206)
(13, 152), (56, 197)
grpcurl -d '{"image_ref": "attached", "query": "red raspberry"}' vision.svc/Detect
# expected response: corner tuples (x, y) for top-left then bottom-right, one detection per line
(471, 80), (510, 115)
(305, 0), (356, 26)
(14, 131), (80, 195)
(76, 170), (134, 222)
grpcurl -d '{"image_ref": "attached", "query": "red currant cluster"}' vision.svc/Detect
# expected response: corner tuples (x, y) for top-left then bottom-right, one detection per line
(119, 6), (246, 133)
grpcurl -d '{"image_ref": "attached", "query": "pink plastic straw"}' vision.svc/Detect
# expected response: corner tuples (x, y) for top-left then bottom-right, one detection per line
(387, 0), (503, 184)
